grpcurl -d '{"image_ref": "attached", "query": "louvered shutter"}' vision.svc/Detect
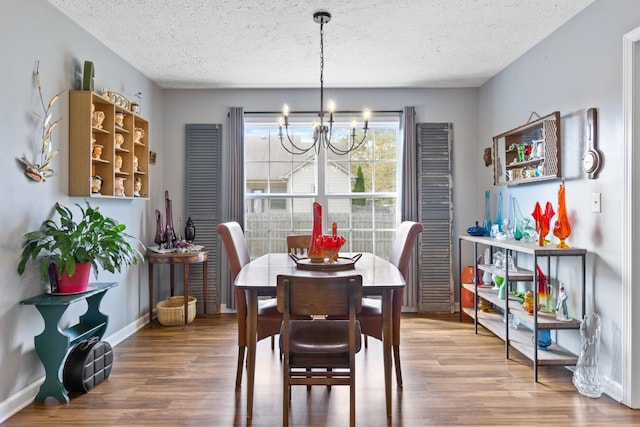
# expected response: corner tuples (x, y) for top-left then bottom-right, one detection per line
(185, 124), (222, 313)
(417, 123), (453, 313)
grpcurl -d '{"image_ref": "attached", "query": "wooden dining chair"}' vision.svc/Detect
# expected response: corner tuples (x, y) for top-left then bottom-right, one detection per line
(286, 235), (311, 257)
(277, 274), (363, 427)
(357, 221), (423, 388)
(216, 221), (284, 388)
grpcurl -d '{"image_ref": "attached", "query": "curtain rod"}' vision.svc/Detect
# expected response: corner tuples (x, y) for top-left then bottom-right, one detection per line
(243, 109), (403, 115)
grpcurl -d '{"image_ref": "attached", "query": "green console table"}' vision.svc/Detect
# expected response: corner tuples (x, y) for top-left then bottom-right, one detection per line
(20, 282), (117, 403)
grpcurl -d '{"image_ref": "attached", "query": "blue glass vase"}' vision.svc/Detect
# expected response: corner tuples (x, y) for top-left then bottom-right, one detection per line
(494, 192), (503, 232)
(537, 329), (552, 350)
(482, 190), (492, 235)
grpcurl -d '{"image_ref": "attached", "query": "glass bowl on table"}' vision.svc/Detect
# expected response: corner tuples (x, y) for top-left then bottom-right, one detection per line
(308, 234), (346, 263)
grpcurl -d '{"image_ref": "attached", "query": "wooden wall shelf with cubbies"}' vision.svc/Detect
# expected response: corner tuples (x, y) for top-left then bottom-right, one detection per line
(69, 91), (149, 199)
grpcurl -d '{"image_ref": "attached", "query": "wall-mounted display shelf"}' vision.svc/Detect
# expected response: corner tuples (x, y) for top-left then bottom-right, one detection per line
(493, 111), (561, 186)
(69, 91), (149, 199)
(458, 234), (586, 382)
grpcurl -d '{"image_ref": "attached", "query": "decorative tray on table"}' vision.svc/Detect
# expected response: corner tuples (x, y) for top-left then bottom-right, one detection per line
(289, 253), (362, 271)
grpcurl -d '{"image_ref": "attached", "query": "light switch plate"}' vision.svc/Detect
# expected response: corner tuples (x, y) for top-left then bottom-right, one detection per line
(592, 193), (601, 213)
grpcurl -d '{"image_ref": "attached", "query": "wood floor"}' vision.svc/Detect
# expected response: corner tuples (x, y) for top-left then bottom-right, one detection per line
(4, 314), (639, 426)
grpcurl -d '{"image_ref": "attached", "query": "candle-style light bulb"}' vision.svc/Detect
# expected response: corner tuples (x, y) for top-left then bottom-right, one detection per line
(363, 109), (371, 129)
(351, 120), (357, 129)
(278, 117), (285, 127)
(283, 104), (290, 117)
(328, 100), (335, 113)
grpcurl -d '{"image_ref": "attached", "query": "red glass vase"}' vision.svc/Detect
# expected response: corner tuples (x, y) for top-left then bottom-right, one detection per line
(553, 178), (571, 248)
(532, 201), (554, 246)
(308, 202), (325, 262)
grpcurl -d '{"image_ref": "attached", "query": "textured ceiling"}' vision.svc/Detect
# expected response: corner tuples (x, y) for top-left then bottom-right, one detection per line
(47, 0), (594, 89)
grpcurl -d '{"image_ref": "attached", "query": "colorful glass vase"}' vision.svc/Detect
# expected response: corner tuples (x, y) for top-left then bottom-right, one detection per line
(532, 201), (555, 246)
(553, 178), (571, 248)
(164, 190), (177, 247)
(494, 192), (503, 233)
(537, 329), (552, 350)
(308, 202), (325, 262)
(482, 190), (492, 236)
(185, 217), (196, 243)
(154, 209), (166, 248)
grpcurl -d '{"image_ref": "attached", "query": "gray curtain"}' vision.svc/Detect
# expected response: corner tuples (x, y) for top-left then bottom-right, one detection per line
(223, 107), (245, 309)
(401, 106), (419, 309)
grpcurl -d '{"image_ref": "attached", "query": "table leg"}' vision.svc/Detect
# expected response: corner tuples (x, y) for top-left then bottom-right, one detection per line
(148, 262), (154, 325)
(170, 265), (175, 296)
(202, 260), (208, 316)
(183, 264), (190, 327)
(382, 288), (393, 418)
(33, 305), (71, 403)
(245, 289), (258, 419)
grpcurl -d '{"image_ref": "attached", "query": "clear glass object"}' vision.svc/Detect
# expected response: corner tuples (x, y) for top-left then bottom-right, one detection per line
(573, 313), (606, 398)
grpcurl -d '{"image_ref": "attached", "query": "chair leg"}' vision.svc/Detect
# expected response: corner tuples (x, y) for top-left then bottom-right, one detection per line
(271, 335), (275, 350)
(350, 375), (356, 427)
(393, 344), (403, 388)
(283, 371), (289, 427)
(364, 334), (368, 348)
(235, 345), (246, 388)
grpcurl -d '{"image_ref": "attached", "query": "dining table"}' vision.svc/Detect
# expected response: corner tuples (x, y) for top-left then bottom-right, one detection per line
(234, 252), (405, 419)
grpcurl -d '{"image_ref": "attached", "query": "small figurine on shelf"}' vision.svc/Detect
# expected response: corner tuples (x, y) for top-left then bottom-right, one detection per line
(133, 155), (139, 172)
(115, 155), (123, 172)
(134, 177), (142, 197)
(556, 283), (571, 321)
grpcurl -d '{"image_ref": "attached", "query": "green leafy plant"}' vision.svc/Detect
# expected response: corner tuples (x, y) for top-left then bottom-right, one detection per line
(18, 202), (143, 282)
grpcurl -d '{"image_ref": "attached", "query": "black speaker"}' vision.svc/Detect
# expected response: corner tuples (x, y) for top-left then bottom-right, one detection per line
(63, 337), (113, 393)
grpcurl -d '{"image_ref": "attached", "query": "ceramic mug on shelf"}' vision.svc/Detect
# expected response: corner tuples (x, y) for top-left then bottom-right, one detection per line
(92, 111), (105, 129)
(115, 112), (125, 127)
(91, 175), (103, 194)
(114, 177), (126, 197)
(114, 155), (123, 172)
(134, 127), (144, 143)
(92, 144), (103, 159)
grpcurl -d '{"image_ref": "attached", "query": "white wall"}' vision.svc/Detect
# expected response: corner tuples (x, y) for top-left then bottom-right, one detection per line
(478, 0), (640, 404)
(0, 0), (163, 417)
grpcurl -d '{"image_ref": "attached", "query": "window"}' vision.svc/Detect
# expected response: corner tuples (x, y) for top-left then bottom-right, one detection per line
(244, 112), (401, 258)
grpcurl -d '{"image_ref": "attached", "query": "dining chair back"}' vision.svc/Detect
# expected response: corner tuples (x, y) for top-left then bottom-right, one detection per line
(217, 221), (284, 388)
(286, 235), (311, 257)
(358, 220), (423, 388)
(277, 274), (363, 427)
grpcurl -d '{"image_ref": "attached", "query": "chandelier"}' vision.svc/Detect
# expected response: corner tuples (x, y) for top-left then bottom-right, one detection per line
(278, 11), (370, 156)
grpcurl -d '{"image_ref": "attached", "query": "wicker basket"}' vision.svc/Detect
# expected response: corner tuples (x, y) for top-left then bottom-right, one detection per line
(157, 296), (197, 326)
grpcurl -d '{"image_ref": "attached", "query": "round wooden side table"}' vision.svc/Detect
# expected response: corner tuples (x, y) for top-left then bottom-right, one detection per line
(147, 249), (208, 326)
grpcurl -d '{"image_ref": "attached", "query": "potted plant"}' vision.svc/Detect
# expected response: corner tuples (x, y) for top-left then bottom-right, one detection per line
(18, 201), (143, 293)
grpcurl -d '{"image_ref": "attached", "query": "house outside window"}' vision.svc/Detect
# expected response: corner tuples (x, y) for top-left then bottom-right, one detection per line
(244, 113), (401, 259)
